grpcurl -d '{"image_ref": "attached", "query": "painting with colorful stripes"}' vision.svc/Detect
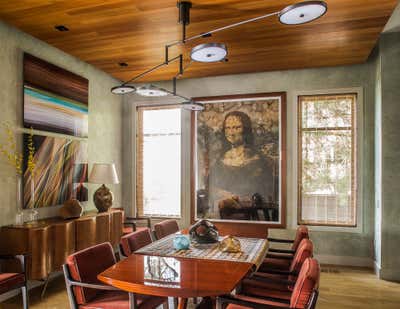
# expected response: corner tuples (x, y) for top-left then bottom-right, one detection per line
(23, 53), (89, 138)
(24, 85), (88, 138)
(23, 134), (88, 209)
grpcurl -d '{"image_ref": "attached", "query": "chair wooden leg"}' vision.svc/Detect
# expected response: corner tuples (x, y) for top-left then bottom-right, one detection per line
(21, 285), (29, 309)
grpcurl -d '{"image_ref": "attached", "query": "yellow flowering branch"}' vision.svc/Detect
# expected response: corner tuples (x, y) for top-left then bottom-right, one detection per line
(0, 122), (35, 175)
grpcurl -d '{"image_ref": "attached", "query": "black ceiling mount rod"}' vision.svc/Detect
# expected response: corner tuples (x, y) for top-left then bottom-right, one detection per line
(177, 1), (192, 42)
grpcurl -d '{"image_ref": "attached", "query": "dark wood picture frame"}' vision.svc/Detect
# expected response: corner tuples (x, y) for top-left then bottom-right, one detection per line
(190, 92), (287, 235)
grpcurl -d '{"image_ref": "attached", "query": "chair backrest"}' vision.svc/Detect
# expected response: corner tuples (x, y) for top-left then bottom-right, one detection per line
(289, 239), (313, 275)
(291, 226), (309, 251)
(290, 258), (320, 309)
(66, 242), (116, 305)
(154, 219), (179, 240)
(120, 228), (152, 257)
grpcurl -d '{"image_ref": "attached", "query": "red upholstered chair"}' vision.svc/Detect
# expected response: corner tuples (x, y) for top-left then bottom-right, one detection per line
(0, 254), (28, 309)
(217, 258), (320, 309)
(154, 219), (179, 240)
(240, 239), (314, 299)
(119, 228), (153, 257)
(63, 242), (167, 309)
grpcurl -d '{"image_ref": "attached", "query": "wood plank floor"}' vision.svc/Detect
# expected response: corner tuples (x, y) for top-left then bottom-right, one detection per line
(1, 266), (399, 308)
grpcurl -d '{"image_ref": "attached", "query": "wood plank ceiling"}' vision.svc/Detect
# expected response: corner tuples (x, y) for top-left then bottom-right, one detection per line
(0, 0), (397, 82)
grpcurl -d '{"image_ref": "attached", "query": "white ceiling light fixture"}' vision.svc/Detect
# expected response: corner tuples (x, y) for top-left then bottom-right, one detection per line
(111, 85), (136, 95)
(279, 1), (327, 25)
(191, 43), (227, 63)
(136, 85), (169, 97)
(111, 1), (327, 111)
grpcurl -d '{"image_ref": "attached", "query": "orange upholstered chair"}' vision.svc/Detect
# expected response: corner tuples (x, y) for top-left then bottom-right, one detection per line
(240, 239), (314, 299)
(261, 226), (309, 271)
(119, 228), (153, 257)
(217, 258), (320, 309)
(63, 242), (167, 309)
(113, 208), (151, 236)
(0, 254), (29, 309)
(154, 219), (179, 240)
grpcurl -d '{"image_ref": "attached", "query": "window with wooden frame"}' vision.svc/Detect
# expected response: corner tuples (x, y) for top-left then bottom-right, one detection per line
(136, 106), (181, 217)
(298, 94), (357, 226)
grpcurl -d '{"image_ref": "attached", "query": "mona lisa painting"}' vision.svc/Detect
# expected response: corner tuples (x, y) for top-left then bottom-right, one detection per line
(192, 93), (286, 227)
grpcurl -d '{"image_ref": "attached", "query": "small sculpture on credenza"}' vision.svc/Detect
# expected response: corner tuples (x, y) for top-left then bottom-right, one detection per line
(59, 199), (83, 219)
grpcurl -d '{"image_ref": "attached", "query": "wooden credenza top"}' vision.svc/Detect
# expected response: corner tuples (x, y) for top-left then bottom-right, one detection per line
(0, 209), (123, 280)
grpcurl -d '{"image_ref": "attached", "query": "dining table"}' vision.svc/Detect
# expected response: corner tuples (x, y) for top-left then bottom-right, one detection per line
(98, 233), (269, 309)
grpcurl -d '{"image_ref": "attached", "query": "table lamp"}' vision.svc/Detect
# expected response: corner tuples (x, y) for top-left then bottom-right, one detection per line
(89, 163), (119, 212)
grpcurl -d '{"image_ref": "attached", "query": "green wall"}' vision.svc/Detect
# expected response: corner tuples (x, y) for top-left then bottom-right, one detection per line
(375, 32), (400, 282)
(124, 59), (377, 265)
(0, 21), (124, 226)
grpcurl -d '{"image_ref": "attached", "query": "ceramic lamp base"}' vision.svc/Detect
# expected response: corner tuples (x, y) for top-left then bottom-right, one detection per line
(93, 184), (113, 212)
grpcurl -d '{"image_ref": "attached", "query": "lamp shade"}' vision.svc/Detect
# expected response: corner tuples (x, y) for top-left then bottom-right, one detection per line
(89, 163), (119, 184)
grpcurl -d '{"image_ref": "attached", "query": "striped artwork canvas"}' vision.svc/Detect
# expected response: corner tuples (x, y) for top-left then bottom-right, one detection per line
(23, 53), (89, 138)
(23, 134), (88, 209)
(24, 85), (88, 137)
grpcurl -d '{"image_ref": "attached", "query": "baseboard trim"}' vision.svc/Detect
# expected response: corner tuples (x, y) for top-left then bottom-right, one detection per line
(315, 254), (374, 268)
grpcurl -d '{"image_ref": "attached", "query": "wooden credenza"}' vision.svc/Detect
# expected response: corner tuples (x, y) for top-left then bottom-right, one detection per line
(0, 210), (123, 280)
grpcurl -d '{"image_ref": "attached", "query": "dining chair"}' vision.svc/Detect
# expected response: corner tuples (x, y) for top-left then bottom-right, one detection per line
(154, 219), (179, 240)
(63, 242), (167, 309)
(240, 239), (313, 298)
(267, 226), (309, 256)
(0, 254), (29, 309)
(217, 258), (320, 309)
(119, 228), (153, 257)
(113, 207), (151, 235)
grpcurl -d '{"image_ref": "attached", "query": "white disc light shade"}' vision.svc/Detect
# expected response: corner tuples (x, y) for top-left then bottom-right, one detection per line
(182, 101), (204, 111)
(191, 43), (227, 63)
(136, 85), (169, 97)
(279, 1), (327, 25)
(111, 85), (136, 94)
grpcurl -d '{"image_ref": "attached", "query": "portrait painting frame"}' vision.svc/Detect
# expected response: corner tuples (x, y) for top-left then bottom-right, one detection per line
(190, 92), (287, 232)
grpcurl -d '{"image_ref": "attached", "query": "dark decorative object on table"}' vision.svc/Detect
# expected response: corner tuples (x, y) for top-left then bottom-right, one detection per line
(189, 219), (219, 244)
(59, 199), (83, 219)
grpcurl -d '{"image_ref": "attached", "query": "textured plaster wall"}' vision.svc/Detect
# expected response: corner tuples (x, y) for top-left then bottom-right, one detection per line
(124, 61), (376, 263)
(0, 21), (123, 226)
(377, 32), (400, 281)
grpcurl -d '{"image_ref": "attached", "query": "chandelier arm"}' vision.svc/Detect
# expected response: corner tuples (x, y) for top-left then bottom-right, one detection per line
(122, 54), (182, 86)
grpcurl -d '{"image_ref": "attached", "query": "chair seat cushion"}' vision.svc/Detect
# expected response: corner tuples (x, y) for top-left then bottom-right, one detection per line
(0, 273), (25, 294)
(226, 294), (290, 309)
(258, 257), (291, 272)
(241, 277), (292, 299)
(80, 291), (166, 309)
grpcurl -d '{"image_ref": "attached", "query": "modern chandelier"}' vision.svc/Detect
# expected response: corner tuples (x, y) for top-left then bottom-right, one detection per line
(111, 1), (328, 110)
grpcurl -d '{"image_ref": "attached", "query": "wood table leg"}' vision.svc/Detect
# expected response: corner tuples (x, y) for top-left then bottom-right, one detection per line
(177, 298), (188, 309)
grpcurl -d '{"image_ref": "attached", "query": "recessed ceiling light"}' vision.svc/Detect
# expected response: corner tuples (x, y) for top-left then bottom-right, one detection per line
(279, 1), (327, 25)
(54, 25), (69, 32)
(182, 101), (204, 111)
(136, 85), (169, 97)
(119, 62), (128, 67)
(191, 43), (228, 63)
(111, 85), (136, 95)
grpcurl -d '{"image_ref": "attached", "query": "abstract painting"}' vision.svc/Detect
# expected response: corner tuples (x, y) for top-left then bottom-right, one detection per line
(23, 134), (88, 209)
(192, 93), (286, 226)
(23, 53), (89, 137)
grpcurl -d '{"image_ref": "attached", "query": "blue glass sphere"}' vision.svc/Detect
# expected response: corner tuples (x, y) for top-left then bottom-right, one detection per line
(173, 234), (190, 250)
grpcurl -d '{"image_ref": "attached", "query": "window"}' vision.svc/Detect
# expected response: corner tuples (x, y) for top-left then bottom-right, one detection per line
(136, 106), (181, 217)
(298, 94), (357, 226)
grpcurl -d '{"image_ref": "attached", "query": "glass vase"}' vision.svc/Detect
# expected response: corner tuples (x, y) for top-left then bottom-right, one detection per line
(15, 175), (24, 225)
(25, 178), (38, 222)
